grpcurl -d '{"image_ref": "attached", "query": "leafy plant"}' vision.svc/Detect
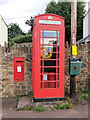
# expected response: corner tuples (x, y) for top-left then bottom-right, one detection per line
(34, 106), (45, 112)
(56, 97), (71, 110)
(13, 34), (32, 43)
(65, 96), (71, 104)
(15, 95), (22, 101)
(29, 106), (33, 111)
(8, 23), (25, 39)
(57, 95), (59, 102)
(56, 102), (71, 110)
(78, 93), (88, 102)
(8, 37), (14, 46)
(24, 107), (29, 111)
(24, 106), (33, 111)
(55, 102), (60, 110)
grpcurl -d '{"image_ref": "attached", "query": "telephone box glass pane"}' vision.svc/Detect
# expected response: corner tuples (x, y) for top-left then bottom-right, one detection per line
(41, 38), (43, 44)
(58, 31), (60, 37)
(41, 30), (43, 37)
(58, 38), (59, 45)
(44, 82), (56, 88)
(44, 30), (56, 37)
(44, 38), (56, 44)
(44, 68), (56, 73)
(41, 45), (56, 59)
(44, 60), (56, 66)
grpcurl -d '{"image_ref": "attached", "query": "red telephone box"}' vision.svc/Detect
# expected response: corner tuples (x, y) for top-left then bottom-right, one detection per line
(32, 14), (65, 100)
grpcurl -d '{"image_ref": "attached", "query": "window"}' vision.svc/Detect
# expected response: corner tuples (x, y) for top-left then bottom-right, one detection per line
(44, 31), (57, 37)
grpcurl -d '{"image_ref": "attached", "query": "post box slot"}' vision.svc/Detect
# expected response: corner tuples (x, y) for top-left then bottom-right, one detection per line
(16, 61), (23, 62)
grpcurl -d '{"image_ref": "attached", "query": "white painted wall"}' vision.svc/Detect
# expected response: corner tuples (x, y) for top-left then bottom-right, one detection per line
(88, 1), (90, 10)
(0, 16), (8, 46)
(83, 9), (90, 38)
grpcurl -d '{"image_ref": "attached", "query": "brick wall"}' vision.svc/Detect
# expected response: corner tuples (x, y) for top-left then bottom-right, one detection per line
(0, 42), (89, 98)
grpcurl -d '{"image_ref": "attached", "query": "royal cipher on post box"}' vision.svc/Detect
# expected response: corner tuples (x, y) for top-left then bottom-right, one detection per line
(32, 14), (65, 100)
(14, 57), (24, 81)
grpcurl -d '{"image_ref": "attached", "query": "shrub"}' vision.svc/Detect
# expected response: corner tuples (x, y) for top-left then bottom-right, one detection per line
(56, 97), (71, 110)
(34, 106), (45, 112)
(24, 106), (33, 111)
(24, 107), (29, 111)
(56, 102), (71, 110)
(15, 95), (22, 101)
(13, 34), (32, 43)
(78, 93), (88, 102)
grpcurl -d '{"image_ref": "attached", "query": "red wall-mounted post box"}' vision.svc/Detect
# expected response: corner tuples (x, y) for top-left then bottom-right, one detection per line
(14, 57), (24, 81)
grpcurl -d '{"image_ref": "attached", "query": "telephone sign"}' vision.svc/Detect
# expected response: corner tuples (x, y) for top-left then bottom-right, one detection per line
(32, 14), (65, 100)
(43, 75), (47, 81)
(39, 20), (61, 25)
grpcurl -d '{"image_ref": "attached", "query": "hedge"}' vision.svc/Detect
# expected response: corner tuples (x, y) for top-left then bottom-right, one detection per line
(13, 34), (32, 43)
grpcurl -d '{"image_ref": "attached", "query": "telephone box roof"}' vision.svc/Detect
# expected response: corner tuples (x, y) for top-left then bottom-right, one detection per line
(25, 14), (65, 32)
(35, 13), (65, 20)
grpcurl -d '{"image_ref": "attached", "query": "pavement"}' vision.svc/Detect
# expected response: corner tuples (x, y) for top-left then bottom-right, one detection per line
(1, 98), (89, 119)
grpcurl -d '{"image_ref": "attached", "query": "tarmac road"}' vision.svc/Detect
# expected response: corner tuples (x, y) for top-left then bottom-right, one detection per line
(1, 98), (88, 119)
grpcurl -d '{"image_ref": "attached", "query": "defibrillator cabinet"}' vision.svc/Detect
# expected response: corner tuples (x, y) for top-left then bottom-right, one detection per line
(32, 14), (65, 100)
(69, 58), (82, 75)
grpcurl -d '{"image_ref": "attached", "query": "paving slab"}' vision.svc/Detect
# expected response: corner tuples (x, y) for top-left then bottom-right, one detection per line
(17, 96), (33, 110)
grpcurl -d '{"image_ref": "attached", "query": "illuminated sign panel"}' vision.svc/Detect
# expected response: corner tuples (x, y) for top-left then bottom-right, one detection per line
(39, 20), (61, 25)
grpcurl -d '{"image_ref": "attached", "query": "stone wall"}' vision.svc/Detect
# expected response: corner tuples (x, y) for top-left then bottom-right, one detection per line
(0, 42), (89, 98)
(88, 43), (90, 95)
(65, 42), (89, 93)
(0, 42), (32, 98)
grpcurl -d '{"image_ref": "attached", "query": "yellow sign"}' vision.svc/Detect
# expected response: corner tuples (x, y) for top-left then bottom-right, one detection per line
(72, 45), (77, 55)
